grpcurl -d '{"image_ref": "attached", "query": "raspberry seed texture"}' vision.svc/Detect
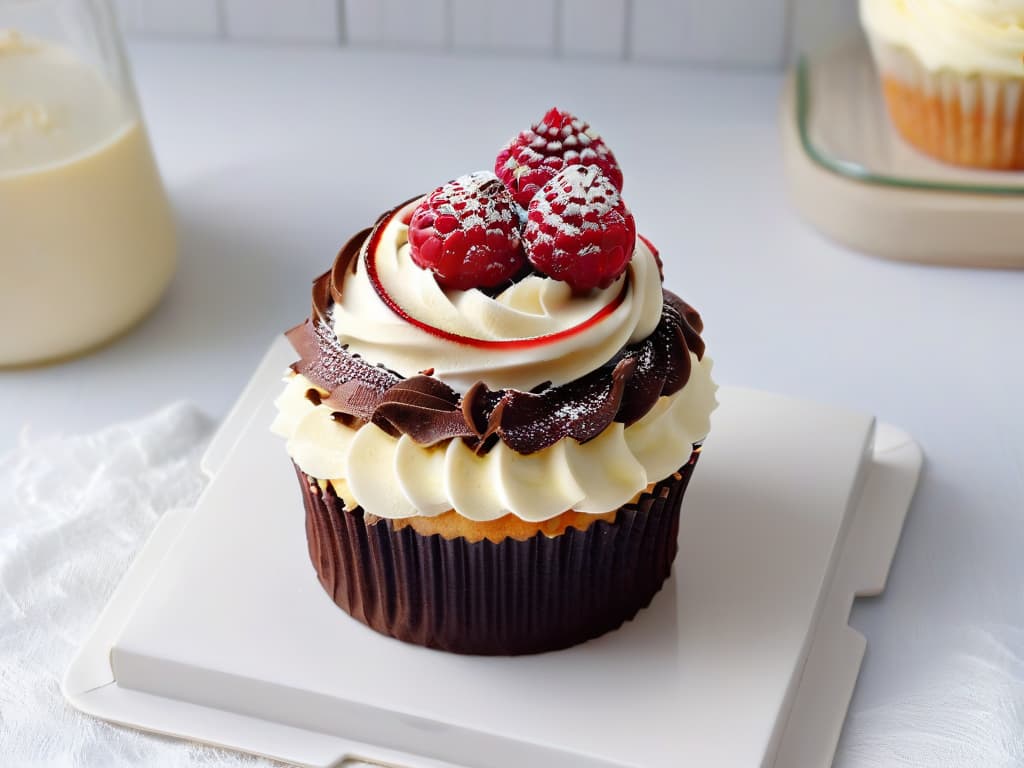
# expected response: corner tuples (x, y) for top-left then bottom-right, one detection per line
(496, 107), (623, 208)
(408, 171), (525, 291)
(523, 165), (636, 293)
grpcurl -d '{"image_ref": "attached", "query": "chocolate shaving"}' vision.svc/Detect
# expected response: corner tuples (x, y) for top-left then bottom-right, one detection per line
(387, 374), (460, 405)
(462, 381), (504, 437)
(287, 317), (399, 408)
(331, 412), (363, 428)
(614, 335), (668, 427)
(330, 228), (373, 308)
(330, 199), (422, 308)
(482, 357), (637, 454)
(371, 376), (474, 445)
(327, 379), (397, 423)
(665, 290), (705, 361)
(662, 324), (693, 395)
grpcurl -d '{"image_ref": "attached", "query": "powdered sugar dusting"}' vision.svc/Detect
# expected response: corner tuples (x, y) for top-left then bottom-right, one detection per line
(495, 107), (623, 208)
(407, 171), (525, 291)
(437, 171), (515, 230)
(522, 165), (636, 292)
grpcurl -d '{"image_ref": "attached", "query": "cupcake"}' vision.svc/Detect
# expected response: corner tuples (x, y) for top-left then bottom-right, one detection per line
(272, 108), (717, 655)
(861, 0), (1024, 169)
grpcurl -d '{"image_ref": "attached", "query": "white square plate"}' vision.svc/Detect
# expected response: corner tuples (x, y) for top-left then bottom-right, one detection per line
(64, 338), (921, 768)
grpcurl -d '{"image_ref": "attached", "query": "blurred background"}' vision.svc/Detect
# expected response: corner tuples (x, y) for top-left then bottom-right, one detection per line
(110, 0), (859, 67)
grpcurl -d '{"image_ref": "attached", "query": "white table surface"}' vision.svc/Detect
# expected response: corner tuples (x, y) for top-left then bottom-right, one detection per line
(3, 40), (1022, 763)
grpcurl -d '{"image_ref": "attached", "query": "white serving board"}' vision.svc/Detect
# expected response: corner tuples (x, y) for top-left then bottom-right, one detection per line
(64, 338), (922, 768)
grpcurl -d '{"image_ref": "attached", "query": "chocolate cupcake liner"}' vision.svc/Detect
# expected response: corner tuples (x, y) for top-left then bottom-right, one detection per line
(297, 454), (698, 655)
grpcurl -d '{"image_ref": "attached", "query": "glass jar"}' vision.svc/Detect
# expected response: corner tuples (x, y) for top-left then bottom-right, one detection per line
(0, 0), (176, 367)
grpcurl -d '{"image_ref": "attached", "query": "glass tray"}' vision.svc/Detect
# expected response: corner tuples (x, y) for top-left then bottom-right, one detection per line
(797, 38), (1024, 197)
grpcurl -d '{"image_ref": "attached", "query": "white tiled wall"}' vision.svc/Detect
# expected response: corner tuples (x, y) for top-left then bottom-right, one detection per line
(221, 0), (339, 43)
(449, 0), (557, 53)
(115, 0), (222, 39)
(630, 1), (788, 68)
(346, 0), (447, 48)
(789, 0), (861, 59)
(560, 0), (627, 59)
(114, 0), (862, 70)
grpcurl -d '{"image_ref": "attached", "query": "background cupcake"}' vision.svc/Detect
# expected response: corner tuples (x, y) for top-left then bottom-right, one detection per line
(273, 109), (717, 655)
(861, 0), (1024, 169)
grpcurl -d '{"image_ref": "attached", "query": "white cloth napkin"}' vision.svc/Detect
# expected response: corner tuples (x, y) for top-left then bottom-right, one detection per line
(0, 403), (273, 767)
(2, 403), (1022, 767)
(835, 625), (1024, 768)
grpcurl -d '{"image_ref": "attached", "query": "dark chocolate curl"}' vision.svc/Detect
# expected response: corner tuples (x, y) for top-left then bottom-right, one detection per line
(285, 319), (317, 375)
(374, 404), (474, 445)
(331, 199), (422, 306)
(288, 318), (399, 401)
(462, 381), (503, 437)
(326, 379), (395, 422)
(487, 357), (637, 454)
(311, 271), (334, 325)
(665, 290), (705, 360)
(330, 228), (373, 304)
(387, 374), (461, 406)
(371, 376), (475, 445)
(660, 324), (693, 396)
(615, 338), (669, 426)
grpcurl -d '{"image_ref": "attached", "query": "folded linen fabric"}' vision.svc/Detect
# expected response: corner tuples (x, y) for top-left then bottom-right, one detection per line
(0, 403), (275, 767)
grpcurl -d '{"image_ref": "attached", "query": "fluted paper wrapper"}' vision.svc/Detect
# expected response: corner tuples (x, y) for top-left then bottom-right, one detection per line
(296, 454), (698, 655)
(868, 38), (1024, 169)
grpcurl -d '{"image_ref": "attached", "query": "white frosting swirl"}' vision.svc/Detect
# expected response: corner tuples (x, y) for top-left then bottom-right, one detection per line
(861, 0), (1024, 76)
(272, 355), (717, 522)
(330, 199), (664, 393)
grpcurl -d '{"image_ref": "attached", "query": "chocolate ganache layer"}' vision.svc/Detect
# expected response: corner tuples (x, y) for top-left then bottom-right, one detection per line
(286, 202), (707, 456)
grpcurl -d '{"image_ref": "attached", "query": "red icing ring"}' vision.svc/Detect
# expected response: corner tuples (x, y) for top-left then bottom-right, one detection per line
(363, 205), (630, 351)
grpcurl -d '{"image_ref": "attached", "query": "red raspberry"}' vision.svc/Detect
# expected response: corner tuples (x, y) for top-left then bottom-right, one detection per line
(408, 171), (526, 291)
(523, 165), (636, 293)
(495, 107), (623, 208)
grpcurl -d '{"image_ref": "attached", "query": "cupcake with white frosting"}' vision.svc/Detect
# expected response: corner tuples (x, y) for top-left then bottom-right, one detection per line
(861, 0), (1024, 169)
(273, 108), (717, 655)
